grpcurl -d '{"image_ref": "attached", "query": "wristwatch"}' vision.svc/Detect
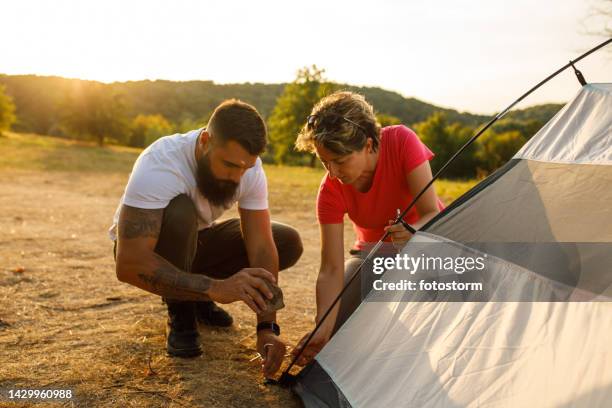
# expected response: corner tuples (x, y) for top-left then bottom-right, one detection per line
(257, 321), (280, 336)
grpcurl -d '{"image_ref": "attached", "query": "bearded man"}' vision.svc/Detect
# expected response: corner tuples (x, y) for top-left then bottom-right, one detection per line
(109, 100), (302, 378)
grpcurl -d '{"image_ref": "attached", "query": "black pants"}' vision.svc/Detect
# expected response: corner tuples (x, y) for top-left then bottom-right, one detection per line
(115, 194), (303, 303)
(333, 246), (398, 334)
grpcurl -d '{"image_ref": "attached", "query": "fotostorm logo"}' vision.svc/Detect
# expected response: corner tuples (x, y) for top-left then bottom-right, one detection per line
(372, 253), (487, 275)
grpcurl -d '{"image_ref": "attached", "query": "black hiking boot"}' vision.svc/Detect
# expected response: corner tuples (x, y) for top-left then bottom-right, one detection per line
(195, 301), (233, 327)
(165, 301), (202, 358)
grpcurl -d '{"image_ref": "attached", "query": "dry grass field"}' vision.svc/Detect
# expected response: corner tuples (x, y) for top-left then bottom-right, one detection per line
(0, 132), (476, 407)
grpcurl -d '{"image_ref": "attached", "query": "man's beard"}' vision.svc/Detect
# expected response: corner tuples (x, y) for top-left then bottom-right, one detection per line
(196, 154), (239, 207)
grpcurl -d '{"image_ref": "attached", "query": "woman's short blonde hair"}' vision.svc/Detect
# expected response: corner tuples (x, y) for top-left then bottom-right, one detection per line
(295, 91), (381, 156)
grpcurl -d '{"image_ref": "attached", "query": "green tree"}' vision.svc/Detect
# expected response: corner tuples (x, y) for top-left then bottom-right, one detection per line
(444, 122), (479, 178)
(414, 112), (459, 175)
(61, 82), (129, 146)
(414, 112), (488, 179)
(129, 114), (173, 147)
(376, 113), (402, 127)
(172, 113), (212, 134)
(0, 84), (16, 135)
(476, 130), (526, 173)
(267, 65), (337, 166)
(492, 118), (542, 141)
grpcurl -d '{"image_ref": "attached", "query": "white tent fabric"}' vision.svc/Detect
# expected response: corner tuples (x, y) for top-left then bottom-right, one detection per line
(315, 233), (612, 407)
(515, 84), (612, 165)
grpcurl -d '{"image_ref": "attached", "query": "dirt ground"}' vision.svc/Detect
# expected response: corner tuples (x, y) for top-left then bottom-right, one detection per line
(0, 133), (475, 407)
(0, 169), (328, 407)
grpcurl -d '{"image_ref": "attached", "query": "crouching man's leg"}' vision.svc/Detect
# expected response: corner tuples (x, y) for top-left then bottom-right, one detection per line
(191, 218), (303, 325)
(153, 195), (201, 358)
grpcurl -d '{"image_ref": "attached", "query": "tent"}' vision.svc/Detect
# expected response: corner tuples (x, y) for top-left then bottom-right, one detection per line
(293, 83), (612, 407)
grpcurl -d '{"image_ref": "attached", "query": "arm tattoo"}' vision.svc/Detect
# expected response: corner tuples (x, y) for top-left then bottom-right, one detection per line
(136, 254), (212, 301)
(118, 205), (163, 239)
(118, 205), (211, 300)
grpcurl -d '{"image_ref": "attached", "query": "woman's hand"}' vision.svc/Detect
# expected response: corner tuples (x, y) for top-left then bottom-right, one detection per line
(291, 326), (332, 366)
(384, 219), (414, 249)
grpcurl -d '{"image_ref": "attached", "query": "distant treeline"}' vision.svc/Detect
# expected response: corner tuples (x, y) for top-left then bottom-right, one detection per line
(0, 71), (563, 178)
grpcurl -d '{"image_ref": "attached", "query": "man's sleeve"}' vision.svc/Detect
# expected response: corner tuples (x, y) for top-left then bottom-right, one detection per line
(123, 153), (184, 209)
(237, 158), (269, 210)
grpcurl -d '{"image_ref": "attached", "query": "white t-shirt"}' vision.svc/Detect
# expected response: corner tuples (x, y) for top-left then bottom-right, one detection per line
(108, 128), (268, 241)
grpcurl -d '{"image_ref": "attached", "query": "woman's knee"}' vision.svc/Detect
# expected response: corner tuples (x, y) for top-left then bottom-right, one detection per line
(332, 257), (366, 334)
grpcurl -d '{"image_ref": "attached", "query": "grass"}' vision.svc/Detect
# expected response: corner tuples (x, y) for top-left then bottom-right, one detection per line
(0, 132), (477, 205)
(0, 132), (140, 173)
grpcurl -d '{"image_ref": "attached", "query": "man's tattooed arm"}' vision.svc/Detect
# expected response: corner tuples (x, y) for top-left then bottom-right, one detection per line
(115, 204), (214, 301)
(119, 205), (163, 239)
(136, 253), (213, 300)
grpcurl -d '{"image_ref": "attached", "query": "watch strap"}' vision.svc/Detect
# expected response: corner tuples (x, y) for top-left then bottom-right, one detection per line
(257, 321), (280, 336)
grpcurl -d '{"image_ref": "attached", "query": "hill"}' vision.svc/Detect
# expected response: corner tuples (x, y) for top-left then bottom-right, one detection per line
(0, 74), (562, 137)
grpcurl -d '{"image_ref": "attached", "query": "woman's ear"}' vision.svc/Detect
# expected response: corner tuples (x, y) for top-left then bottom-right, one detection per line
(366, 137), (374, 153)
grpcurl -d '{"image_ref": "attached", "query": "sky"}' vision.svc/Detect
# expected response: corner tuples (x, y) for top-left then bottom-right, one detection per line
(1, 0), (610, 114)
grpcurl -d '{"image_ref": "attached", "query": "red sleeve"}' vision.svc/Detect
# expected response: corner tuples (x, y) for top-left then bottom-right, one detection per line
(395, 125), (435, 174)
(316, 175), (346, 224)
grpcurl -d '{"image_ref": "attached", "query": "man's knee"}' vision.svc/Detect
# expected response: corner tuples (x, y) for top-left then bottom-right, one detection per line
(162, 194), (197, 237)
(273, 222), (303, 270)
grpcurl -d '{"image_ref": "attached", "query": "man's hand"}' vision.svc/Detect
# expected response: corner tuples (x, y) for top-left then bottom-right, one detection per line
(257, 331), (286, 378)
(209, 268), (275, 314)
(291, 327), (331, 366)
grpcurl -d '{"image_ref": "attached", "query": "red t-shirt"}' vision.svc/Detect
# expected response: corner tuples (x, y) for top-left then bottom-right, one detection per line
(317, 125), (445, 249)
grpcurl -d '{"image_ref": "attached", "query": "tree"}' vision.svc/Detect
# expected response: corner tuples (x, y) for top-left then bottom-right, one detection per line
(0, 84), (16, 135)
(173, 114), (210, 134)
(376, 113), (402, 127)
(492, 118), (542, 141)
(267, 65), (337, 166)
(414, 112), (460, 175)
(586, 0), (611, 37)
(444, 122), (479, 178)
(129, 114), (173, 147)
(61, 82), (129, 146)
(414, 113), (491, 179)
(476, 130), (526, 174)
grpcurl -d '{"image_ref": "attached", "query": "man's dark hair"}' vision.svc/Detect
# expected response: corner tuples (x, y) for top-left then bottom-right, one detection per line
(207, 99), (267, 155)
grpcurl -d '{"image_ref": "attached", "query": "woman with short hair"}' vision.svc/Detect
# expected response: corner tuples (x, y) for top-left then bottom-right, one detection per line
(292, 91), (444, 365)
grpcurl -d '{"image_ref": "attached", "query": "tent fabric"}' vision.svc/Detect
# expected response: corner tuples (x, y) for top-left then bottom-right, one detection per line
(427, 160), (612, 243)
(313, 233), (612, 407)
(294, 83), (612, 407)
(316, 284), (612, 406)
(293, 361), (352, 408)
(514, 84), (612, 165)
